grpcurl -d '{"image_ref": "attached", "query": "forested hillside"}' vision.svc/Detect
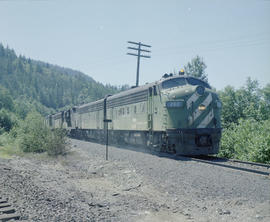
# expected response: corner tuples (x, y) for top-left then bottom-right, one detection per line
(0, 43), (121, 115)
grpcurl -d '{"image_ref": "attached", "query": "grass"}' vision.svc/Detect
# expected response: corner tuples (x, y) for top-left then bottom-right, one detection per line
(0, 144), (22, 159)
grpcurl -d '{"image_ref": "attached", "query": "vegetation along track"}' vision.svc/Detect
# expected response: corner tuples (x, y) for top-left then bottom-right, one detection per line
(0, 196), (20, 221)
(186, 155), (270, 177)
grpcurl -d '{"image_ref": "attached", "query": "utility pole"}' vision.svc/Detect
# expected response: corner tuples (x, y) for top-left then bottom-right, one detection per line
(127, 41), (151, 87)
(103, 119), (111, 160)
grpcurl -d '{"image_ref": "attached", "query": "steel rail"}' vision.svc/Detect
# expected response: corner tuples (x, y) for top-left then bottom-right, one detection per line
(186, 156), (270, 177)
(228, 159), (270, 168)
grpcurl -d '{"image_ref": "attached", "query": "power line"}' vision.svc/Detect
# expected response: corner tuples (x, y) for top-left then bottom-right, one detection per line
(154, 32), (270, 54)
(153, 36), (270, 58)
(85, 34), (269, 70)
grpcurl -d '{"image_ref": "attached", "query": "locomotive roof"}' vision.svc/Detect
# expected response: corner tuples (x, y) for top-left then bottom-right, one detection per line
(76, 74), (208, 110)
(107, 74), (200, 100)
(107, 81), (155, 101)
(78, 98), (104, 109)
(76, 79), (157, 110)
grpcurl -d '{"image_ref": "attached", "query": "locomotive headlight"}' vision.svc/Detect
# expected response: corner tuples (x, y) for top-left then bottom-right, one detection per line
(196, 86), (205, 96)
(166, 100), (184, 108)
(198, 104), (206, 111)
(216, 101), (222, 108)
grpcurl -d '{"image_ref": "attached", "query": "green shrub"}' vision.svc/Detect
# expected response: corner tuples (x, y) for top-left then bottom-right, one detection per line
(46, 128), (68, 156)
(219, 118), (270, 164)
(15, 112), (68, 156)
(16, 112), (49, 153)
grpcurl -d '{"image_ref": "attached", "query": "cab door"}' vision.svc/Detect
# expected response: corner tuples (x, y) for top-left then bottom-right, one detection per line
(147, 87), (153, 130)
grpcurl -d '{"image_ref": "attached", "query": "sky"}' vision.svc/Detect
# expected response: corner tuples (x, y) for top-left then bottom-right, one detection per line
(0, 0), (269, 90)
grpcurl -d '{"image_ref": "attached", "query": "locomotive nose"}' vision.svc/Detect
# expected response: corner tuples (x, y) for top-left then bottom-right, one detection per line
(167, 85), (199, 100)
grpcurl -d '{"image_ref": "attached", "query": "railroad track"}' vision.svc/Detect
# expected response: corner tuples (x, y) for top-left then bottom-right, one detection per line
(0, 197), (20, 221)
(186, 155), (270, 177)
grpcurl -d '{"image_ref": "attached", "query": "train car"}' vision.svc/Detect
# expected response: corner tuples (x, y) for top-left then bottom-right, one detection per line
(54, 73), (222, 155)
(51, 112), (63, 128)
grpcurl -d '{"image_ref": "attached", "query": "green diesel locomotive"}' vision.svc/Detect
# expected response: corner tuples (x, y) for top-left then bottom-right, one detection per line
(47, 73), (222, 155)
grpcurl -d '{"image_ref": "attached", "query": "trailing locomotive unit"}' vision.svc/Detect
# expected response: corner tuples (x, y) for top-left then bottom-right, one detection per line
(48, 73), (222, 155)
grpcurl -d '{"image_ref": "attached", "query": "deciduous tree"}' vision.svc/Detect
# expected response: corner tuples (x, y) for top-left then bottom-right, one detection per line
(184, 55), (208, 82)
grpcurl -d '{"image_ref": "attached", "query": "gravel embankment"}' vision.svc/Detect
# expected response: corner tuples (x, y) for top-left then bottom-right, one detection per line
(0, 139), (270, 221)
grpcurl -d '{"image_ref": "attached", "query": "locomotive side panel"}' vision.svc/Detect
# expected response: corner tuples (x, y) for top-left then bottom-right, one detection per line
(107, 102), (148, 131)
(107, 89), (149, 131)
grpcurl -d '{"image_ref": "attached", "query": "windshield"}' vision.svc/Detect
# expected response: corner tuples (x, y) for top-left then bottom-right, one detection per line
(161, 77), (211, 89)
(162, 77), (186, 89)
(186, 77), (211, 89)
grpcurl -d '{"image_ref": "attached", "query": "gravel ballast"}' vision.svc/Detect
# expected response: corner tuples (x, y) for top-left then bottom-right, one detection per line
(0, 139), (269, 221)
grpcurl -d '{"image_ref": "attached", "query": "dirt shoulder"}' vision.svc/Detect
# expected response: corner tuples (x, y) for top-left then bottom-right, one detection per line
(0, 139), (270, 221)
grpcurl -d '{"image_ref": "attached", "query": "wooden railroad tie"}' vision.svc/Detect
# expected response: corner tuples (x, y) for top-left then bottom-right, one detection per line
(0, 197), (20, 221)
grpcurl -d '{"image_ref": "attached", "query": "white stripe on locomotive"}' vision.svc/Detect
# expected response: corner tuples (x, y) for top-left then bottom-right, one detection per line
(197, 109), (214, 128)
(186, 92), (200, 109)
(192, 93), (212, 122)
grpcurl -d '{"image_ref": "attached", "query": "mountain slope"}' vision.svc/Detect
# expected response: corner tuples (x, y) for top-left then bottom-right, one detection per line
(0, 43), (121, 113)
